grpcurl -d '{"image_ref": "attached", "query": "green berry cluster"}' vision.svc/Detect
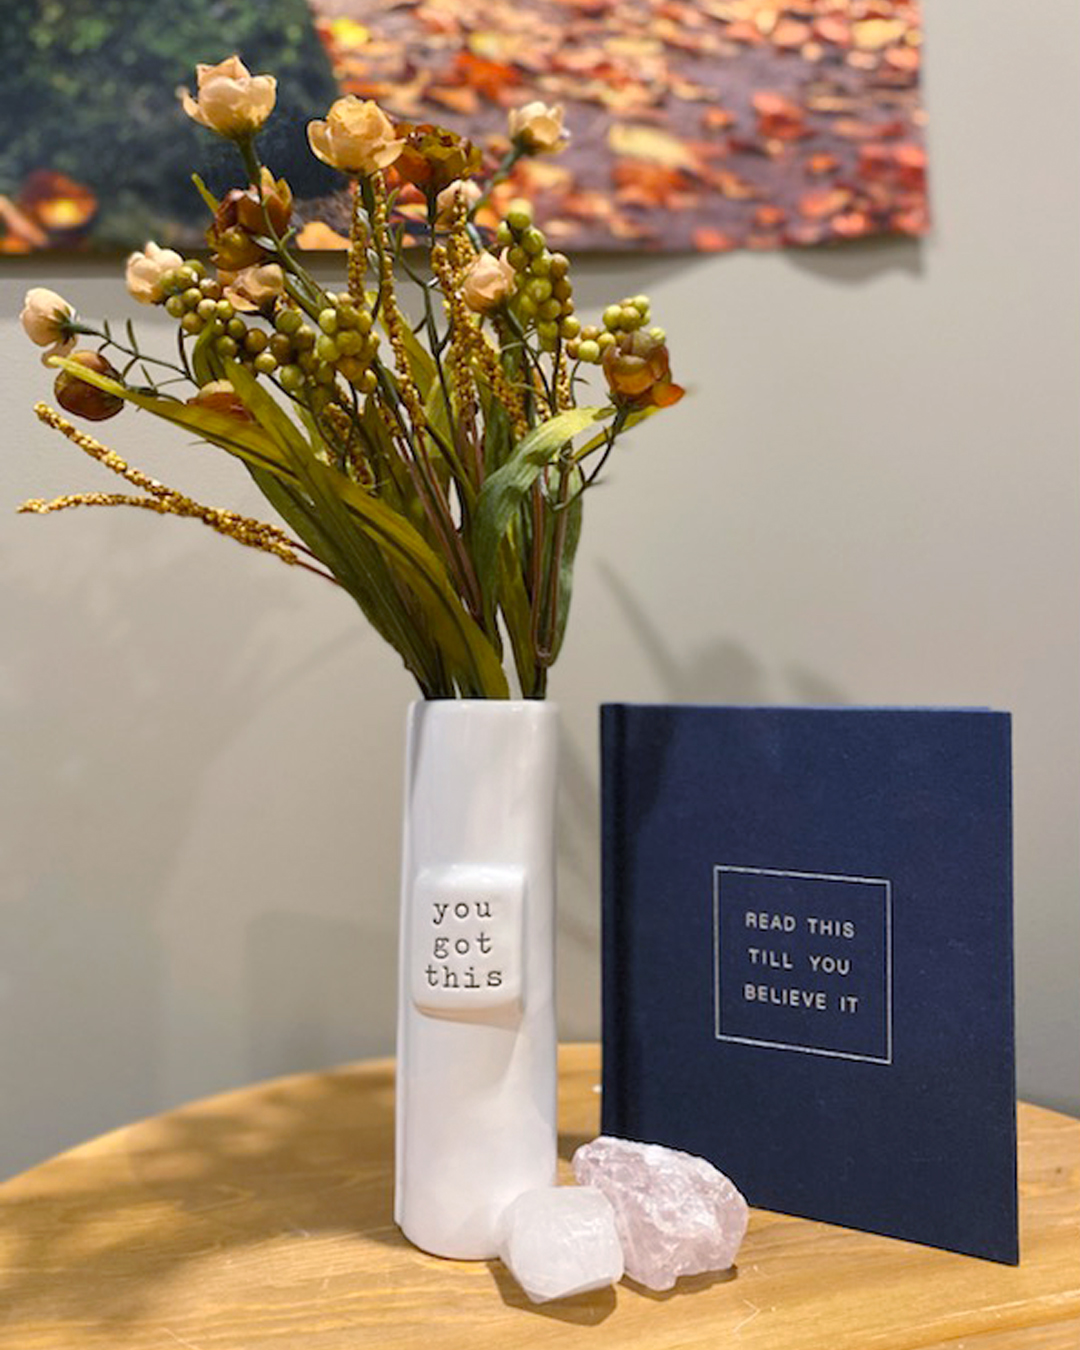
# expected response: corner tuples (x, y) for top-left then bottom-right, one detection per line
(159, 265), (380, 404)
(565, 294), (666, 365)
(274, 294), (380, 402)
(162, 268), (273, 368)
(495, 200), (580, 352)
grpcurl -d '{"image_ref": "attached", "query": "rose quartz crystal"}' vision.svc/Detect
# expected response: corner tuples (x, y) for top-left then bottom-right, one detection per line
(571, 1135), (749, 1291)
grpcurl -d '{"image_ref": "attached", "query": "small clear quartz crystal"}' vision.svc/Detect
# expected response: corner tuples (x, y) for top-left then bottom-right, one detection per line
(572, 1135), (749, 1291)
(496, 1186), (624, 1303)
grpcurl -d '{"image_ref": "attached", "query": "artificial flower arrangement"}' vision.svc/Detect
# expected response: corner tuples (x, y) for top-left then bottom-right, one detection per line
(20, 57), (682, 699)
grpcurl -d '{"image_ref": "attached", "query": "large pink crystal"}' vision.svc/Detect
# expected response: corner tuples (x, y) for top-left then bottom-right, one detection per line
(571, 1135), (749, 1291)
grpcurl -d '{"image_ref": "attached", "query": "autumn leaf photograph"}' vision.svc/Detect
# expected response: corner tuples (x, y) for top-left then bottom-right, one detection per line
(0, 0), (927, 256)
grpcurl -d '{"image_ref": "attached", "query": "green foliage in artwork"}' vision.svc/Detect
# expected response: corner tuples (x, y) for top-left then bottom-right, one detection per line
(0, 0), (341, 249)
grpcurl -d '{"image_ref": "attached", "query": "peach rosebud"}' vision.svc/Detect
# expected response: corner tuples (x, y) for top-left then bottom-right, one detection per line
(307, 98), (403, 175)
(54, 350), (124, 422)
(435, 179), (482, 226)
(187, 380), (254, 422)
(461, 251), (515, 313)
(21, 287), (76, 361)
(508, 102), (569, 155)
(125, 241), (184, 305)
(181, 56), (277, 139)
(219, 263), (285, 312)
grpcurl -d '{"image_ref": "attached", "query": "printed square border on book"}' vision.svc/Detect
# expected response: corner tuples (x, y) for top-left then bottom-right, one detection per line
(713, 864), (894, 1065)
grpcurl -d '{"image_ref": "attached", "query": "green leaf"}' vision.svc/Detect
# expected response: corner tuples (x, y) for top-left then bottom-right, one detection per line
(50, 355), (508, 697)
(224, 363), (508, 698)
(548, 470), (585, 664)
(48, 356), (300, 481)
(571, 404), (657, 464)
(190, 323), (225, 389)
(471, 406), (608, 621)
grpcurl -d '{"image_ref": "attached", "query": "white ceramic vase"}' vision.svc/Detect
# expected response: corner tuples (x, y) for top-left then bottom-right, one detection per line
(395, 699), (559, 1258)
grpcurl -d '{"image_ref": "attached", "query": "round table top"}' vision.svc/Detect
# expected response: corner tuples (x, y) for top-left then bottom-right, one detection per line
(1, 1044), (1077, 1349)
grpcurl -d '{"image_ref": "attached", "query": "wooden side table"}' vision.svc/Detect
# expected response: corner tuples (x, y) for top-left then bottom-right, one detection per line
(1, 1044), (1077, 1348)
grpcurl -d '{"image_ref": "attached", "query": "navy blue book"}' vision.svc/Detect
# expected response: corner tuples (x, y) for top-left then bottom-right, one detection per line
(600, 705), (1017, 1263)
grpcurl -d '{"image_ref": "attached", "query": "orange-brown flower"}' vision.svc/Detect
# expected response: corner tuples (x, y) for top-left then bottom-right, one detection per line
(207, 168), (292, 271)
(393, 124), (482, 196)
(54, 351), (124, 422)
(602, 330), (684, 410)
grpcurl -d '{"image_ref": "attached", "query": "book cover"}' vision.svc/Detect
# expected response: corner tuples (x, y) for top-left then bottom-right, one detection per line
(600, 705), (1017, 1263)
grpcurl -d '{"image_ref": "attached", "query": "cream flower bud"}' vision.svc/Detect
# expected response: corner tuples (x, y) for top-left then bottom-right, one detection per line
(462, 251), (515, 313)
(181, 56), (277, 139)
(435, 179), (482, 226)
(220, 263), (286, 312)
(508, 102), (569, 155)
(307, 98), (404, 175)
(21, 287), (77, 363)
(125, 242), (185, 305)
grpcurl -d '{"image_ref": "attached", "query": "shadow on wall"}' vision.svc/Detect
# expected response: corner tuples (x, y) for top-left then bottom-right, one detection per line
(569, 234), (924, 316)
(553, 562), (848, 1041)
(0, 523), (336, 1179)
(245, 911), (397, 1083)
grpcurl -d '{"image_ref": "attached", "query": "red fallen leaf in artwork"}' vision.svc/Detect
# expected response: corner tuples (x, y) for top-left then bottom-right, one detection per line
(754, 204), (787, 227)
(613, 159), (696, 208)
(806, 152), (839, 175)
(892, 206), (930, 235)
(857, 142), (926, 190)
(0, 193), (47, 251)
(752, 91), (810, 140)
(608, 214), (659, 242)
(701, 107), (737, 132)
(834, 117), (905, 140)
(558, 188), (618, 222)
(772, 19), (812, 48)
(784, 221), (828, 246)
(450, 50), (522, 100)
(692, 225), (738, 251)
(657, 0), (704, 26)
(551, 0), (617, 16)
(831, 210), (872, 237)
(426, 86), (481, 114)
(798, 186), (854, 218)
(708, 169), (761, 199)
(721, 20), (766, 45)
(19, 168), (97, 233)
(885, 45), (920, 74)
(893, 143), (927, 190)
(857, 143), (895, 178)
(813, 16), (851, 47)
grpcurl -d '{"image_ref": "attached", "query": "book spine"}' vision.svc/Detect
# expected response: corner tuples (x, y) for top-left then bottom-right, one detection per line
(599, 703), (629, 1137)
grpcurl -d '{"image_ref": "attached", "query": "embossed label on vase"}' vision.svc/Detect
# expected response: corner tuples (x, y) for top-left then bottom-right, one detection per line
(410, 865), (525, 1021)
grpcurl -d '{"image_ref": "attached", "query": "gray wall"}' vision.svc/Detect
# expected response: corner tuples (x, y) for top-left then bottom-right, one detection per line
(2, 3), (1078, 1178)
